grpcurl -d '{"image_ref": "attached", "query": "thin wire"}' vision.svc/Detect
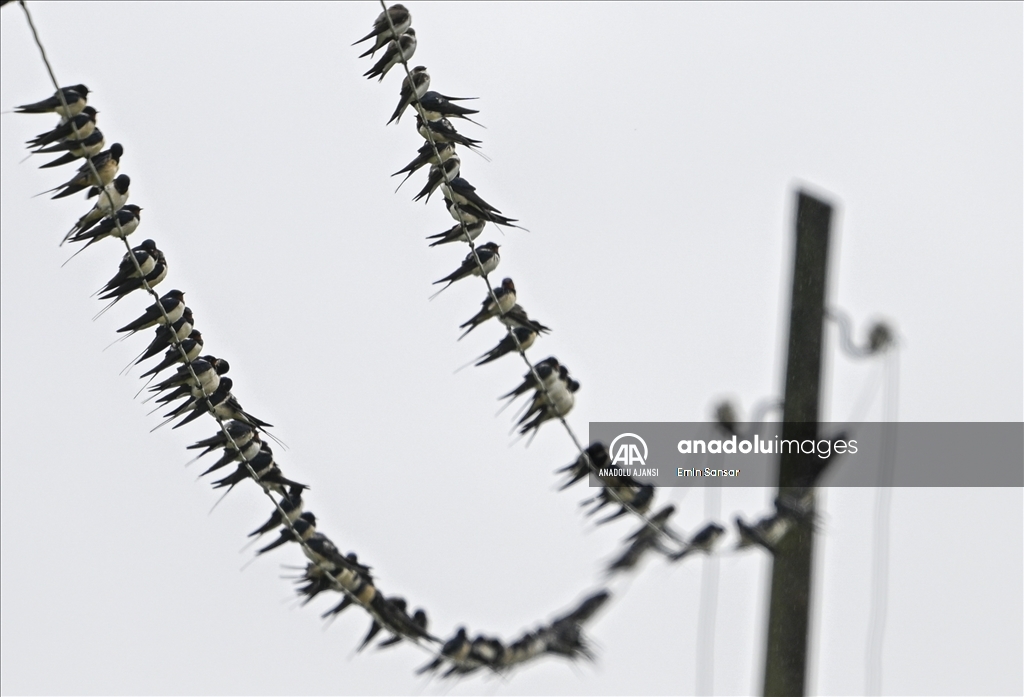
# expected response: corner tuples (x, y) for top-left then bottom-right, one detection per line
(866, 346), (899, 695)
(696, 483), (721, 696)
(19, 0), (453, 667)
(377, 1), (686, 552)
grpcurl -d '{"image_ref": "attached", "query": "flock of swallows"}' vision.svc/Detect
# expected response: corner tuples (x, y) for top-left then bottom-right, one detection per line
(12, 3), (834, 679)
(361, 3), (582, 443)
(360, 3), (759, 576)
(11, 17), (610, 681)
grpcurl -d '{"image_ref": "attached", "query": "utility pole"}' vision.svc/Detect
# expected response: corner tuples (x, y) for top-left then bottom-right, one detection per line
(762, 191), (833, 697)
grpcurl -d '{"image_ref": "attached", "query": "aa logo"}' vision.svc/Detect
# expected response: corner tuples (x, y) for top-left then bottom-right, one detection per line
(610, 433), (648, 467)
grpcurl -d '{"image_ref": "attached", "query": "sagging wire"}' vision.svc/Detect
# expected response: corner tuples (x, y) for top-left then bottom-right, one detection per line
(825, 305), (899, 695)
(375, 0), (691, 554)
(866, 343), (900, 695)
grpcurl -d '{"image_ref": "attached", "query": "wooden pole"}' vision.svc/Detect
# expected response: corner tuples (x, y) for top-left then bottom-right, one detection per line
(762, 191), (833, 697)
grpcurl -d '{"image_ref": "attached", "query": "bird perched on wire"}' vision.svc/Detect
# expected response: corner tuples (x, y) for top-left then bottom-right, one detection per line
(363, 28), (417, 82)
(34, 129), (107, 168)
(248, 485), (305, 539)
(388, 65), (429, 125)
(517, 378), (579, 439)
(412, 154), (460, 203)
(116, 289), (186, 336)
(430, 242), (500, 298)
(255, 512), (317, 556)
(418, 91), (482, 126)
(475, 326), (537, 367)
(353, 3), (411, 58)
(445, 197), (524, 230)
(392, 140), (456, 189)
(416, 114), (482, 150)
(458, 278), (516, 340)
(26, 106), (97, 148)
(95, 238), (166, 308)
(668, 522), (726, 561)
(41, 143), (123, 199)
(556, 441), (609, 490)
(501, 357), (562, 403)
(498, 304), (551, 336)
(15, 84), (90, 118)
(426, 220), (485, 248)
(607, 505), (680, 574)
(63, 174), (130, 242)
(136, 329), (203, 379)
(63, 204), (142, 263)
(131, 314), (196, 371)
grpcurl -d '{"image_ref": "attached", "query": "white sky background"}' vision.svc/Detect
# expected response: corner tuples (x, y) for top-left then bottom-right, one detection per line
(1, 2), (1022, 695)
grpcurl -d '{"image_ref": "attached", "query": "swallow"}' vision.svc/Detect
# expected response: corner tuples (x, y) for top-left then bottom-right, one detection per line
(556, 441), (608, 490)
(416, 627), (470, 675)
(96, 237), (158, 292)
(302, 533), (359, 574)
(500, 357), (561, 402)
(458, 278), (516, 339)
(419, 91), (482, 126)
(43, 143), (123, 199)
(388, 65), (429, 124)
(256, 512), (317, 556)
(363, 29), (416, 81)
(517, 378), (578, 437)
(426, 220), (485, 247)
(669, 522), (726, 561)
(150, 354), (229, 398)
(443, 636), (505, 677)
(96, 238), (166, 305)
(354, 4), (411, 57)
(166, 377), (271, 433)
(96, 239), (160, 295)
(735, 514), (781, 554)
(132, 313), (196, 371)
(445, 197), (523, 230)
(116, 289), (186, 335)
(359, 595), (416, 652)
(64, 174), (130, 242)
(416, 114), (482, 149)
(162, 372), (232, 427)
(412, 154), (460, 203)
(440, 176), (501, 213)
(430, 242), (500, 297)
(198, 433), (261, 477)
(137, 329), (203, 378)
(64, 205), (142, 260)
(248, 486), (304, 538)
(15, 84), (89, 117)
(377, 607), (430, 649)
(475, 326), (537, 367)
(499, 304), (551, 335)
(584, 482), (655, 521)
(514, 365), (571, 423)
(537, 590), (610, 662)
(212, 443), (306, 495)
(391, 141), (455, 189)
(27, 106), (97, 148)
(188, 420), (256, 459)
(156, 359), (231, 414)
(36, 129), (107, 168)
(607, 505), (679, 574)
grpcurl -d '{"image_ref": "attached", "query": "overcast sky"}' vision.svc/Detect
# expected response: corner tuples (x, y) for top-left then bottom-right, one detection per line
(1, 3), (1021, 695)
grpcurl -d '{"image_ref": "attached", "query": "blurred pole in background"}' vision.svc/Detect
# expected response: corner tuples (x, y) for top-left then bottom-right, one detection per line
(763, 191), (833, 697)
